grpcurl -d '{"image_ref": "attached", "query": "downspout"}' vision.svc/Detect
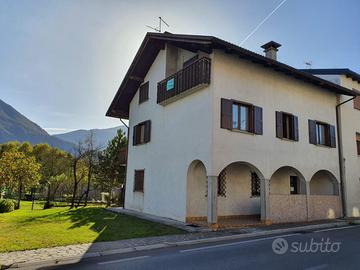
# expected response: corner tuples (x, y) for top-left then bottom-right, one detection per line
(336, 96), (355, 218)
(120, 118), (129, 208)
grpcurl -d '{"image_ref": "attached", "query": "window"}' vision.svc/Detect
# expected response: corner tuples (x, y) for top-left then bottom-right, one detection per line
(276, 111), (298, 141)
(354, 96), (360, 110)
(221, 98), (263, 135)
(133, 120), (151, 145)
(232, 103), (251, 131)
(134, 170), (144, 192)
(308, 120), (336, 148)
(139, 82), (149, 104)
(290, 176), (298, 195)
(356, 133), (360, 155)
(251, 172), (261, 197)
(316, 122), (327, 145)
(217, 169), (227, 197)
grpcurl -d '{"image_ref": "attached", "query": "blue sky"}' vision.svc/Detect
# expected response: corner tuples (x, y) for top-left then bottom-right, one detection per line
(0, 0), (359, 134)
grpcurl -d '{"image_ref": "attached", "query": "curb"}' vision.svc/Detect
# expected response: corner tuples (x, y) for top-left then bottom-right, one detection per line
(2, 221), (350, 269)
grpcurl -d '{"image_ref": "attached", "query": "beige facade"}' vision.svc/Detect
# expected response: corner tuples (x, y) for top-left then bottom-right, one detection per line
(111, 33), (359, 225)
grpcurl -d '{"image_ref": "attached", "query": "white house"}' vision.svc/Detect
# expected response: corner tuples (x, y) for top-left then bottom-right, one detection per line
(107, 32), (360, 227)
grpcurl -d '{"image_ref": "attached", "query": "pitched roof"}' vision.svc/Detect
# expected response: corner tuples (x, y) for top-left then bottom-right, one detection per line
(107, 32), (359, 119)
(299, 68), (360, 84)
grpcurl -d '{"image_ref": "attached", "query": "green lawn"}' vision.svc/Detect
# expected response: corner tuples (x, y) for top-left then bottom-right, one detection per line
(0, 201), (184, 253)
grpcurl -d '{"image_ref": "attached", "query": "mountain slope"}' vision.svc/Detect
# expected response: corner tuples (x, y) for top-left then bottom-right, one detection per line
(0, 99), (74, 152)
(53, 126), (127, 149)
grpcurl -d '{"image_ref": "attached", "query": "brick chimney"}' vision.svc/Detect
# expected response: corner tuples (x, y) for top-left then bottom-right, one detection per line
(261, 41), (282, 61)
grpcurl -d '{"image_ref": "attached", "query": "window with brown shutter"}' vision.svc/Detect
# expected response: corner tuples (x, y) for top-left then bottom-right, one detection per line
(139, 82), (149, 104)
(356, 133), (360, 155)
(309, 120), (336, 148)
(134, 170), (144, 192)
(132, 120), (151, 145)
(221, 98), (263, 135)
(276, 111), (298, 141)
(354, 96), (360, 110)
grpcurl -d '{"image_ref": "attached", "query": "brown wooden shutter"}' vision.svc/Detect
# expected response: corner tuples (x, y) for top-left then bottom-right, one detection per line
(292, 115), (299, 141)
(144, 120), (151, 143)
(133, 125), (138, 146)
(134, 170), (144, 192)
(356, 133), (360, 155)
(253, 106), (263, 135)
(354, 96), (360, 110)
(276, 111), (283, 138)
(329, 125), (336, 148)
(221, 98), (232, 130)
(308, 120), (317, 145)
(139, 82), (149, 104)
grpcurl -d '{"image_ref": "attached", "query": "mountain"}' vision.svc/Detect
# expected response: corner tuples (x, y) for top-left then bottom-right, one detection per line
(0, 99), (74, 152)
(53, 126), (127, 149)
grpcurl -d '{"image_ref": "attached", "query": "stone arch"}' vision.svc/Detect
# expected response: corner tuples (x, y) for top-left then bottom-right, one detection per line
(186, 160), (207, 221)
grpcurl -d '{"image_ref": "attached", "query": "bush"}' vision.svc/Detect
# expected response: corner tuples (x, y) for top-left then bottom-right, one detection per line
(43, 201), (54, 209)
(0, 199), (15, 213)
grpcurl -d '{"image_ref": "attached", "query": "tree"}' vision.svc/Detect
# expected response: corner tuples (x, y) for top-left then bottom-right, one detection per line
(70, 142), (87, 208)
(32, 144), (71, 208)
(95, 129), (127, 206)
(0, 149), (41, 209)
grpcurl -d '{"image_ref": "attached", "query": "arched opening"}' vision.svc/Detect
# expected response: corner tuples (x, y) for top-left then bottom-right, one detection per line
(217, 161), (264, 222)
(186, 160), (207, 222)
(310, 170), (339, 195)
(309, 170), (341, 220)
(270, 166), (306, 195)
(269, 166), (307, 223)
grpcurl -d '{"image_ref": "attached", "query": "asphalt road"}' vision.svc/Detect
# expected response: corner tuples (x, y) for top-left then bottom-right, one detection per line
(40, 225), (360, 270)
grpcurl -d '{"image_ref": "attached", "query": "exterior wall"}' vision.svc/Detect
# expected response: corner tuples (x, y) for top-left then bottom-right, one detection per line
(338, 75), (360, 217)
(309, 195), (341, 220)
(269, 195), (308, 223)
(125, 46), (213, 222)
(211, 50), (340, 182)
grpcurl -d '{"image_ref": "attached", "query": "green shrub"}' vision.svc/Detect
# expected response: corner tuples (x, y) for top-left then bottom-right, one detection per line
(0, 199), (15, 213)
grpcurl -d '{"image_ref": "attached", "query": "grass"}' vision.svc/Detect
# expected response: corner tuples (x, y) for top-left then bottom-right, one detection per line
(0, 201), (185, 253)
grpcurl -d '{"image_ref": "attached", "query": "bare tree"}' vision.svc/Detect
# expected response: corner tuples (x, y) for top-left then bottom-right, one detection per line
(70, 142), (86, 209)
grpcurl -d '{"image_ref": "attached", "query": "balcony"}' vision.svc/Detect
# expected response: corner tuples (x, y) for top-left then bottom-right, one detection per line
(157, 57), (211, 105)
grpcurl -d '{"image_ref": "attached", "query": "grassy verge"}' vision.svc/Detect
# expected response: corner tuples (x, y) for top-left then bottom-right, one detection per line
(0, 201), (185, 253)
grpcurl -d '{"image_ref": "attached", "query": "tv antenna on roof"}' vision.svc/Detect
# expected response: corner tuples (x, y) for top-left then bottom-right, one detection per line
(146, 17), (169, 32)
(304, 61), (313, 69)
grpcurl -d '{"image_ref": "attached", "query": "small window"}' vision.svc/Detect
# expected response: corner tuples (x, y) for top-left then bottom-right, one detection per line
(309, 120), (336, 148)
(133, 120), (151, 146)
(232, 103), (251, 132)
(276, 111), (298, 141)
(282, 113), (293, 140)
(134, 170), (144, 192)
(218, 169), (227, 197)
(316, 122), (327, 145)
(290, 176), (299, 195)
(139, 82), (149, 104)
(356, 133), (360, 155)
(251, 172), (261, 197)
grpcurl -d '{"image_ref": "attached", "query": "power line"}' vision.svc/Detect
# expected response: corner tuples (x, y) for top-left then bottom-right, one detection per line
(240, 0), (288, 46)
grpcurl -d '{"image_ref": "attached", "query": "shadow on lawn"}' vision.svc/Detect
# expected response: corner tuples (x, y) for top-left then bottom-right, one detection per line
(33, 207), (184, 270)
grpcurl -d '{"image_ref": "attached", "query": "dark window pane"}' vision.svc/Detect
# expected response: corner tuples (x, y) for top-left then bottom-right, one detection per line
(290, 176), (298, 195)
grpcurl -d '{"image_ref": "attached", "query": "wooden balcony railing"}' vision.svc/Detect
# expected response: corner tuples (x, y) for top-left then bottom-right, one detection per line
(157, 57), (211, 104)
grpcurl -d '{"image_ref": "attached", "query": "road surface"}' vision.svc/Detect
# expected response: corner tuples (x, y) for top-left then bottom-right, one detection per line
(41, 225), (360, 270)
